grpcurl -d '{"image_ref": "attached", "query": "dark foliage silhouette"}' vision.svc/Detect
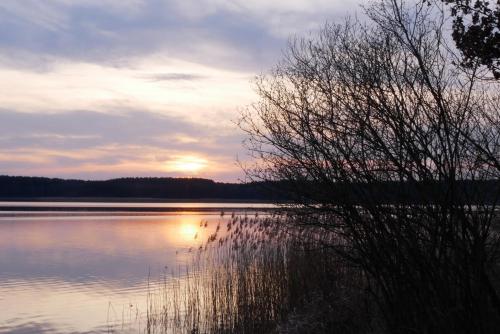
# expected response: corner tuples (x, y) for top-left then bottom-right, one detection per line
(427, 0), (500, 79)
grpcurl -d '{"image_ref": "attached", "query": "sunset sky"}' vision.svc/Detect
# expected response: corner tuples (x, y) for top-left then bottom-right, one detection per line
(0, 0), (362, 182)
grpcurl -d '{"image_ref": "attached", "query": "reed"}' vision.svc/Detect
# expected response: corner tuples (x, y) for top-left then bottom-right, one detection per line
(144, 214), (374, 334)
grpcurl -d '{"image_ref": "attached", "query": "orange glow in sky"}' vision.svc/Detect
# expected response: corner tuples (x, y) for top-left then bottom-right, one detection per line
(166, 156), (208, 174)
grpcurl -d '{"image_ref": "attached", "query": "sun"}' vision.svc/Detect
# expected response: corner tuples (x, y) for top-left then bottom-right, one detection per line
(166, 156), (207, 174)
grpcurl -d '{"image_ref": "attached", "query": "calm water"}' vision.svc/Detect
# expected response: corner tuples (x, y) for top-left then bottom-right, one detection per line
(0, 203), (268, 333)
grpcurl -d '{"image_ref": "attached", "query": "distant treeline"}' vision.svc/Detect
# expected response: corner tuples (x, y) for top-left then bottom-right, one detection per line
(0, 175), (498, 204)
(0, 176), (282, 200)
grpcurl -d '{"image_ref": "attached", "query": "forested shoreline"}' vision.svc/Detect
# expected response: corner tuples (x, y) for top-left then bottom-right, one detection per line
(1, 175), (499, 205)
(0, 175), (279, 200)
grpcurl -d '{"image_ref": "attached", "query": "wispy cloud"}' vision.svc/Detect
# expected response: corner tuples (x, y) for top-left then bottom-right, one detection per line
(0, 0), (365, 71)
(142, 73), (208, 82)
(0, 109), (245, 180)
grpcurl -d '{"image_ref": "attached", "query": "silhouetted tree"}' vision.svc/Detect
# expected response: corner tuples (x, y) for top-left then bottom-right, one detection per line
(240, 0), (500, 332)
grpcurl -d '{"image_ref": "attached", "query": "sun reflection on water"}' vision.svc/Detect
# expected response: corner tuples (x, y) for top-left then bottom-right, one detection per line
(178, 222), (198, 241)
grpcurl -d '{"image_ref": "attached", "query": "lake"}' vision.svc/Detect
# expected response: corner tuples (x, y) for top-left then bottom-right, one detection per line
(0, 202), (276, 333)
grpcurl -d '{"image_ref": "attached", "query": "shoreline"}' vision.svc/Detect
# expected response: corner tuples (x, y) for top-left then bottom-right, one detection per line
(0, 206), (279, 212)
(0, 197), (283, 203)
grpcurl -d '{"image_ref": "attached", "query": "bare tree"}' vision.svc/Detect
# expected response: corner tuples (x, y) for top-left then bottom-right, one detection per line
(240, 0), (500, 332)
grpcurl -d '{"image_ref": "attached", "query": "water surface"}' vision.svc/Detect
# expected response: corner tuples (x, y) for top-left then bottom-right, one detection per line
(0, 203), (260, 333)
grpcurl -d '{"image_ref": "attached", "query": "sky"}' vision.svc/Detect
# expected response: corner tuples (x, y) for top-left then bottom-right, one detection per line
(0, 0), (364, 182)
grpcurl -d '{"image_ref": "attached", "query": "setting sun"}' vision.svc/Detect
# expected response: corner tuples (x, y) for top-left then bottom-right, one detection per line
(165, 156), (208, 174)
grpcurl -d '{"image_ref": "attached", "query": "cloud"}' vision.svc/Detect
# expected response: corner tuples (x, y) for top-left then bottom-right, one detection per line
(0, 57), (256, 124)
(0, 109), (229, 150)
(0, 0), (365, 72)
(142, 72), (208, 81)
